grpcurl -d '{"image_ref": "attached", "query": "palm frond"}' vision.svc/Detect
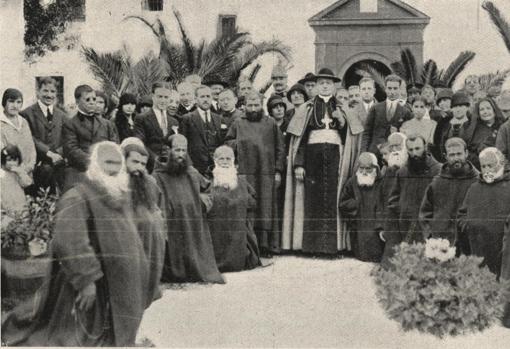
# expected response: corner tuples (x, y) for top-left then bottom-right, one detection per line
(131, 53), (170, 97)
(356, 64), (387, 89)
(483, 1), (510, 53)
(420, 59), (439, 86)
(400, 48), (418, 86)
(258, 80), (273, 95)
(173, 8), (196, 72)
(390, 62), (405, 79)
(81, 46), (129, 97)
(248, 63), (262, 83)
(438, 51), (476, 87)
(230, 39), (292, 85)
(478, 69), (510, 92)
(124, 16), (160, 38)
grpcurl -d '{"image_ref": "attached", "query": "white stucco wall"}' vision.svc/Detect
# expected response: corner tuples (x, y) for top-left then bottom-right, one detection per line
(1, 0), (509, 106)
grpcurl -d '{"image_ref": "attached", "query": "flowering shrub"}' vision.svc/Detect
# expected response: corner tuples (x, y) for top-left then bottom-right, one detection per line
(1, 189), (58, 257)
(372, 239), (508, 338)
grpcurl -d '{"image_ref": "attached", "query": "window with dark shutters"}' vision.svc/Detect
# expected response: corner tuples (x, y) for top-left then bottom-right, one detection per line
(218, 15), (237, 37)
(142, 0), (164, 11)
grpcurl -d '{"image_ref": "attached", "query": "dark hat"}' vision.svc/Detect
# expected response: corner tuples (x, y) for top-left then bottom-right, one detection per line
(451, 92), (470, 107)
(436, 88), (453, 103)
(204, 75), (228, 88)
(298, 72), (316, 85)
(118, 93), (138, 107)
(287, 83), (309, 101)
(407, 84), (422, 94)
(314, 68), (341, 83)
(138, 95), (153, 107)
(267, 94), (287, 111)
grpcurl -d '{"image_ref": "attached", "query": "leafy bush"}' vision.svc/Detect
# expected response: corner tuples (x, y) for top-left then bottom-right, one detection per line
(372, 239), (507, 338)
(1, 189), (58, 254)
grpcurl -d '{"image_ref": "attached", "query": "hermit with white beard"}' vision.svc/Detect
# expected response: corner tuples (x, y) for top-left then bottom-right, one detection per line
(339, 152), (385, 262)
(458, 147), (510, 276)
(207, 145), (261, 272)
(2, 142), (152, 346)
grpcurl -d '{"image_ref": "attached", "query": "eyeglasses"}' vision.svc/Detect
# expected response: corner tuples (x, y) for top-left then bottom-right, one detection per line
(85, 97), (96, 102)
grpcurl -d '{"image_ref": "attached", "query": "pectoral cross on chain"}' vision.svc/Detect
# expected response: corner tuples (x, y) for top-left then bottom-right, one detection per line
(322, 113), (333, 129)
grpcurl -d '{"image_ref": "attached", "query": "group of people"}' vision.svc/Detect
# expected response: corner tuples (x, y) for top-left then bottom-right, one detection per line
(2, 65), (510, 344)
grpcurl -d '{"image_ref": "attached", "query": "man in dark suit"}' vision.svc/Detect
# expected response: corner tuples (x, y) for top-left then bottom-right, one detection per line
(21, 77), (66, 193)
(361, 74), (413, 156)
(134, 82), (180, 171)
(218, 89), (243, 139)
(176, 81), (197, 122)
(180, 85), (223, 178)
(204, 76), (227, 114)
(62, 84), (119, 191)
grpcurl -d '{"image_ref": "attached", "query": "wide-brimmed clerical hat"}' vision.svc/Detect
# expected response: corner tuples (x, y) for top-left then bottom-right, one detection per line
(298, 72), (317, 84)
(314, 68), (341, 83)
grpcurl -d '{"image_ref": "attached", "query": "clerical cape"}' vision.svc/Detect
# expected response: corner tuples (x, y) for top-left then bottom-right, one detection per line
(282, 97), (346, 254)
(154, 166), (224, 284)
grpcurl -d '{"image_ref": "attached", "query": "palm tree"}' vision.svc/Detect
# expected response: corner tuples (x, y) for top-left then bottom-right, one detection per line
(356, 48), (475, 90)
(483, 1), (510, 53)
(82, 9), (291, 98)
(389, 48), (476, 88)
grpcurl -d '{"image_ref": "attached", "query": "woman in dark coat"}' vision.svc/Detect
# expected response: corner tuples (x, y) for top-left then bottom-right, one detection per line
(113, 93), (138, 142)
(463, 97), (505, 169)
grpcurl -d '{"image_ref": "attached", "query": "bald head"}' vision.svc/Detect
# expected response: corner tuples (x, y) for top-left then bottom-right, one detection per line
(214, 145), (235, 168)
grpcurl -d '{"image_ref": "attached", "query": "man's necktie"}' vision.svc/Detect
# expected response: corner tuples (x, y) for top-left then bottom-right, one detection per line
(161, 111), (168, 136)
(47, 107), (53, 123)
(387, 102), (396, 121)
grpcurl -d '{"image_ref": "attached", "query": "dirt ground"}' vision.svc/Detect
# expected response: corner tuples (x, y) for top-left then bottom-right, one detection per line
(137, 256), (510, 348)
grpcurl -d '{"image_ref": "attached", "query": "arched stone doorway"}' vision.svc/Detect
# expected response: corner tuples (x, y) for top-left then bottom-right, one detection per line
(343, 59), (392, 101)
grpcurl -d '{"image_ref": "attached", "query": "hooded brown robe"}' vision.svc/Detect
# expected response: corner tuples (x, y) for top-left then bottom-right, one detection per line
(132, 174), (166, 302)
(208, 176), (261, 272)
(154, 166), (224, 284)
(2, 179), (151, 347)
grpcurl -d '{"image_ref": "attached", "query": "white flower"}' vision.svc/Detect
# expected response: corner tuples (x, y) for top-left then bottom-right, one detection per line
(424, 238), (456, 262)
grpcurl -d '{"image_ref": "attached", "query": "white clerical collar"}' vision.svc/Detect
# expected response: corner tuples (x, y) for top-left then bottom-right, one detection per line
(318, 95), (332, 103)
(0, 112), (22, 130)
(37, 100), (53, 117)
(77, 108), (93, 117)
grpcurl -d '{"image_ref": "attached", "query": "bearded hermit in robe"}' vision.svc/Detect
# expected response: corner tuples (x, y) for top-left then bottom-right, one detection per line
(153, 134), (224, 284)
(339, 152), (385, 262)
(458, 147), (510, 276)
(121, 140), (166, 302)
(282, 68), (347, 255)
(2, 142), (153, 347)
(225, 91), (285, 256)
(207, 145), (261, 272)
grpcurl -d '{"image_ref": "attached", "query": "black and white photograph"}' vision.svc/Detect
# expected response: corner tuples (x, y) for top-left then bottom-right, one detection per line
(1, 0), (510, 347)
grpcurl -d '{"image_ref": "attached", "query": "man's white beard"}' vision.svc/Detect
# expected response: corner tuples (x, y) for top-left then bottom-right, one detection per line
(482, 166), (505, 184)
(88, 169), (129, 200)
(356, 171), (376, 187)
(388, 150), (408, 168)
(212, 165), (238, 190)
